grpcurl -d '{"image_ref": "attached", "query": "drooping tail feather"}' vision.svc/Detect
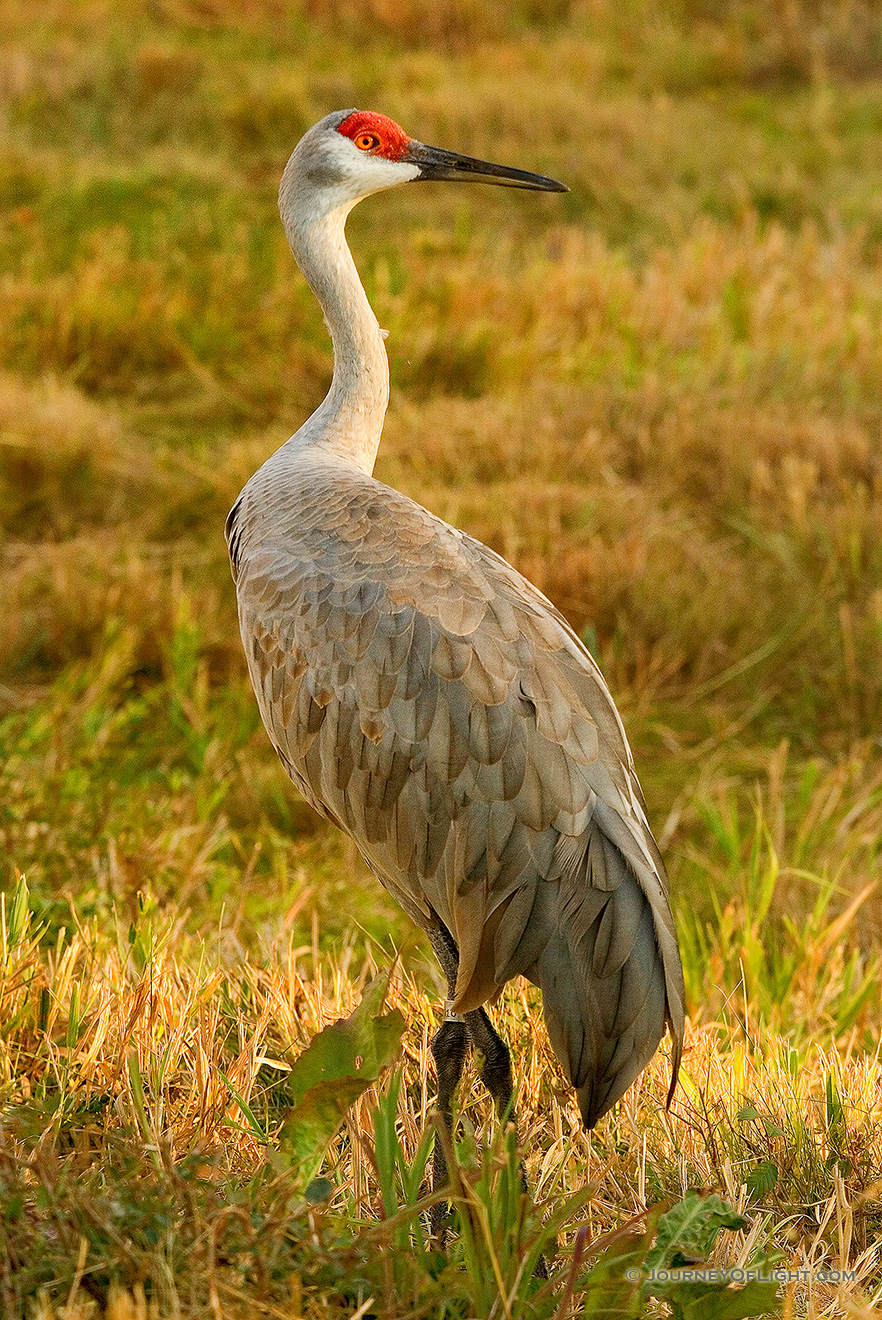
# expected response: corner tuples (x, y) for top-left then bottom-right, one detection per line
(528, 825), (682, 1129)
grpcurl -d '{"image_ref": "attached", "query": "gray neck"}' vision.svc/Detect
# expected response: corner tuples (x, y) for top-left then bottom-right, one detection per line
(282, 200), (389, 474)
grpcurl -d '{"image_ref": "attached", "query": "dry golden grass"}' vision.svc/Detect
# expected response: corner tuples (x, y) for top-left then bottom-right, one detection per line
(2, 869), (882, 1316)
(3, 0), (882, 1314)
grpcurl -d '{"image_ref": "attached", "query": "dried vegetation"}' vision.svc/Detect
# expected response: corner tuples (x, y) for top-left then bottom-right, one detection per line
(2, 0), (882, 1315)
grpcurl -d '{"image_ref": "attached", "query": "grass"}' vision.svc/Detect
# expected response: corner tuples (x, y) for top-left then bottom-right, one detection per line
(2, 0), (882, 1313)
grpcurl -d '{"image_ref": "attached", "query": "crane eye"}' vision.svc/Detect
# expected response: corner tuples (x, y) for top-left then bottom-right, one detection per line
(354, 132), (380, 152)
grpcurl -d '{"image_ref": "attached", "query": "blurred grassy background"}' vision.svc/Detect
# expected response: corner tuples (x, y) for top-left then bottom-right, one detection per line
(3, 2), (882, 1314)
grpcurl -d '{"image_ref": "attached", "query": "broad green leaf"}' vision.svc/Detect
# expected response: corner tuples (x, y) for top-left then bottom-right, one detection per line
(280, 1076), (371, 1179)
(286, 974), (405, 1108)
(646, 1192), (748, 1276)
(745, 1160), (778, 1201)
(277, 975), (406, 1181)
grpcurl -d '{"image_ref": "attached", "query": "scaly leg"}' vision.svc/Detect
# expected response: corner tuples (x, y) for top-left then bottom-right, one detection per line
(426, 923), (467, 1244)
(465, 1006), (515, 1120)
(429, 1015), (467, 1243)
(465, 1006), (549, 1278)
(425, 924), (546, 1273)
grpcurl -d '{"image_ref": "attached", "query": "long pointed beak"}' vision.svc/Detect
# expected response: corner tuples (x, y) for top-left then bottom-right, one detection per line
(406, 141), (568, 192)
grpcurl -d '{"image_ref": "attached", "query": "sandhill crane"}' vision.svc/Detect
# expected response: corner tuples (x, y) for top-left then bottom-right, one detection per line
(226, 110), (685, 1214)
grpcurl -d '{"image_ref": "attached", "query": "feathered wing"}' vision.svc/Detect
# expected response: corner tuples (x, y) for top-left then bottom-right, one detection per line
(228, 456), (685, 1128)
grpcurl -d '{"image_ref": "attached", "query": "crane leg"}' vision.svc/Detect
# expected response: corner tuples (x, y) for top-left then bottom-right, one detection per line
(426, 921), (467, 1244)
(464, 1007), (514, 1120)
(464, 1005), (549, 1277)
(429, 1015), (467, 1244)
(424, 920), (545, 1273)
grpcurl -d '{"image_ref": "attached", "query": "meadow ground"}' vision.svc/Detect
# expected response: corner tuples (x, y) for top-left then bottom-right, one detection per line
(1, 0), (882, 1315)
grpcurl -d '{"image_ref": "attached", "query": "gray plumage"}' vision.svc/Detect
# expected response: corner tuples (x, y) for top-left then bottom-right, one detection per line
(227, 109), (684, 1130)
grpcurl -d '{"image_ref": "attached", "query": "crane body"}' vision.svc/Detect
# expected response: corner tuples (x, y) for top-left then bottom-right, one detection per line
(227, 110), (684, 1157)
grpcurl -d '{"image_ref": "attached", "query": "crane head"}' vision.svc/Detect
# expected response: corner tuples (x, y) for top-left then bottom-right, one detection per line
(281, 109), (567, 219)
(338, 110), (568, 192)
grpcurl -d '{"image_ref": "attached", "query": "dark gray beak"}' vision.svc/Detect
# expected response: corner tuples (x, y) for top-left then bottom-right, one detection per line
(406, 141), (568, 192)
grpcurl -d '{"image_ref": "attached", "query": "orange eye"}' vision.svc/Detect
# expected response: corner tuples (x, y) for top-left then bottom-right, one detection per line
(354, 132), (380, 152)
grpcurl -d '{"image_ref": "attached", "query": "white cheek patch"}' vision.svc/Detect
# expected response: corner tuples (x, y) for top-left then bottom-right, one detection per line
(324, 133), (420, 192)
(346, 152), (420, 194)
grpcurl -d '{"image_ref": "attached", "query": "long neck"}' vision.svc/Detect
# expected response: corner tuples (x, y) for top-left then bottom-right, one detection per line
(284, 203), (389, 474)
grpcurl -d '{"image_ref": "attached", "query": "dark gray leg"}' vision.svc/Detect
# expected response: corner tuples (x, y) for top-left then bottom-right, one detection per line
(425, 922), (546, 1273)
(429, 1017), (467, 1242)
(426, 921), (515, 1122)
(465, 1005), (548, 1278)
(426, 923), (467, 1244)
(465, 1006), (515, 1120)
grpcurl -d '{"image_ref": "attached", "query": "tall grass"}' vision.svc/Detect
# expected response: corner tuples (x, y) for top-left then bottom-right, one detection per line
(2, 0), (882, 1314)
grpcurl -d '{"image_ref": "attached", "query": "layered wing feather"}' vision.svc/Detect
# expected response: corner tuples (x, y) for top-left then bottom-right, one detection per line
(228, 454), (684, 1128)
